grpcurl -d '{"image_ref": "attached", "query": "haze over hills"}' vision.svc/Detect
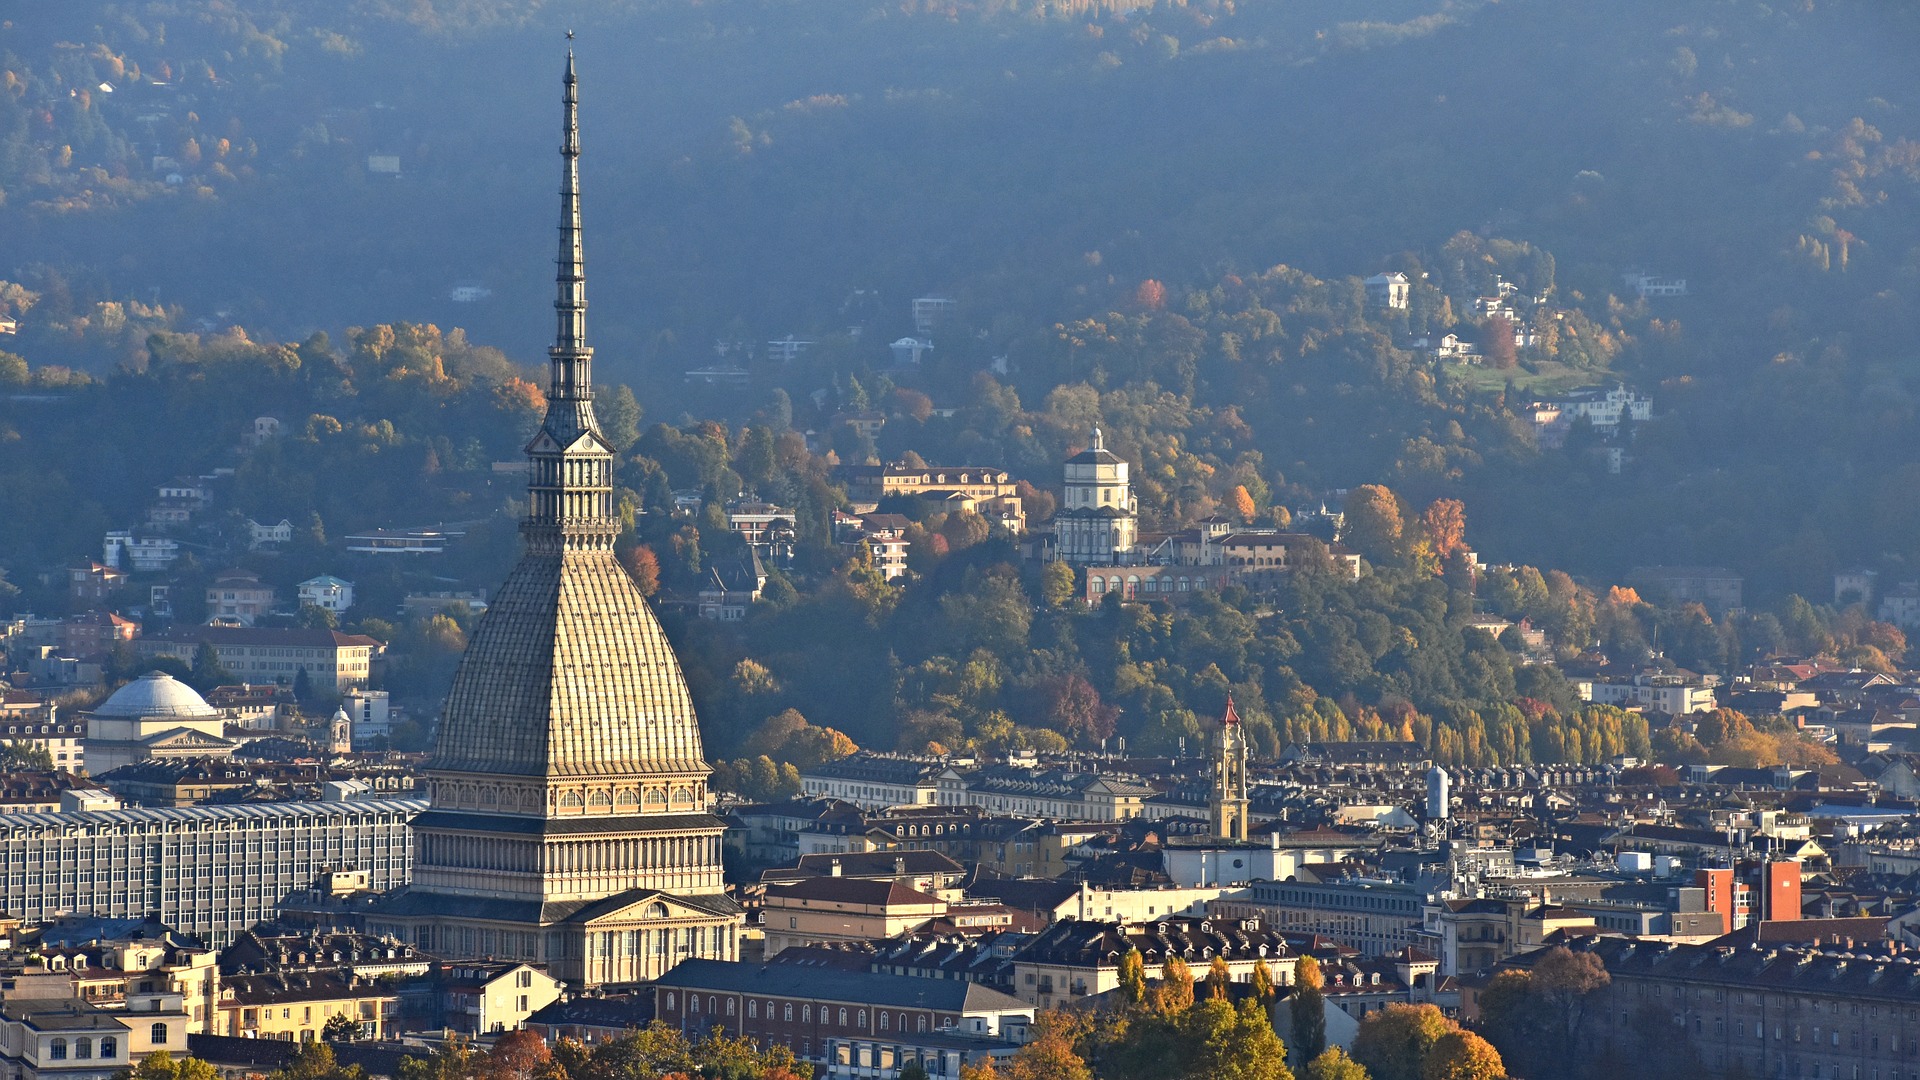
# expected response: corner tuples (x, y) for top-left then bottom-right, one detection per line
(3, 0), (1919, 752)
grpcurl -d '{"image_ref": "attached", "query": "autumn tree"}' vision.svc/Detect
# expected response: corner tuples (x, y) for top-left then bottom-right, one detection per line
(1118, 948), (1149, 1011)
(483, 1031), (556, 1080)
(1250, 958), (1278, 1005)
(1533, 946), (1609, 1048)
(1343, 485), (1404, 564)
(1351, 1004), (1453, 1080)
(1158, 956), (1196, 1013)
(1291, 954), (1327, 1062)
(1306, 1048), (1371, 1080)
(622, 544), (661, 597)
(1483, 315), (1517, 369)
(998, 1011), (1092, 1080)
(1181, 998), (1296, 1080)
(1420, 1031), (1504, 1080)
(1419, 499), (1467, 565)
(1232, 484), (1258, 523)
(1692, 707), (1753, 746)
(1207, 955), (1233, 999)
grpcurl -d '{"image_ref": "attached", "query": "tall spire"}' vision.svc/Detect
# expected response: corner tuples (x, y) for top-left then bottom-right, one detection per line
(523, 39), (615, 550)
(552, 37), (588, 397)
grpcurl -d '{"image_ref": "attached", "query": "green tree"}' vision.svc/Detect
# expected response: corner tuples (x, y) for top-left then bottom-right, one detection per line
(1182, 998), (1295, 1080)
(116, 1052), (219, 1080)
(1040, 560), (1079, 609)
(188, 642), (231, 691)
(0, 741), (54, 770)
(595, 384), (643, 452)
(270, 1042), (365, 1080)
(321, 1013), (359, 1042)
(296, 603), (340, 630)
(1291, 954), (1327, 1062)
(395, 1042), (476, 1080)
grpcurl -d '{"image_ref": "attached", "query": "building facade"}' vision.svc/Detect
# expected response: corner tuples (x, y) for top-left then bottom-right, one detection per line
(0, 798), (421, 947)
(1209, 879), (1425, 957)
(134, 628), (380, 694)
(82, 673), (236, 775)
(1052, 428), (1136, 565)
(1499, 937), (1920, 1080)
(654, 959), (1030, 1075)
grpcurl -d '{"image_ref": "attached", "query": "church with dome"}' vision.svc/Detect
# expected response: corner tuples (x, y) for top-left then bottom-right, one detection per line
(365, 50), (739, 987)
(83, 671), (239, 775)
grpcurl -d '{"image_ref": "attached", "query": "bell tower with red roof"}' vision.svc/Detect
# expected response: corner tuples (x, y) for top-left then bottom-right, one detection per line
(1210, 694), (1250, 840)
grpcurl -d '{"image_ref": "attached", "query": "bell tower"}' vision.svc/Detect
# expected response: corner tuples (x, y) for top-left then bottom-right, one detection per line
(1210, 695), (1250, 841)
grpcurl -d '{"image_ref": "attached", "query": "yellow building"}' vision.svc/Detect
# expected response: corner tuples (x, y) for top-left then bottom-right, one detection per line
(218, 974), (399, 1042)
(761, 878), (946, 958)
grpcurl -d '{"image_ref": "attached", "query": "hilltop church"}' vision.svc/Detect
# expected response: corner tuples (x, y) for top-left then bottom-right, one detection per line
(367, 49), (739, 987)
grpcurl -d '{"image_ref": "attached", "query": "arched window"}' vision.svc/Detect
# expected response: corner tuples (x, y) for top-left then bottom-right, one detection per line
(617, 790), (639, 808)
(748, 1001), (757, 1019)
(645, 789), (667, 808)
(100, 1038), (117, 1060)
(50, 1040), (67, 1060)
(858, 1010), (868, 1028)
(559, 791), (583, 808)
(689, 995), (700, 1014)
(150, 1025), (168, 1046)
(917, 1016), (927, 1033)
(75, 1039), (92, 1060)
(666, 993), (677, 1010)
(802, 1006), (811, 1023)
(839, 1008), (848, 1026)
(708, 997), (716, 1016)
(1090, 577), (1104, 594)
(881, 1012), (891, 1031)
(589, 791), (612, 808)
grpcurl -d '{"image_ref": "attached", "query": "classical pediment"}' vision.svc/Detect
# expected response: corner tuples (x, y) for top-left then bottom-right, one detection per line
(570, 889), (740, 928)
(143, 727), (238, 750)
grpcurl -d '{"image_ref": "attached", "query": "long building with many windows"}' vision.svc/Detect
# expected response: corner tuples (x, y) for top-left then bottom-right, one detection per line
(0, 798), (423, 947)
(1495, 936), (1920, 1080)
(1208, 878), (1426, 957)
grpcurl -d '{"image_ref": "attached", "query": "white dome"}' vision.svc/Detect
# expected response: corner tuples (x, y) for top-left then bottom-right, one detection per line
(94, 671), (218, 719)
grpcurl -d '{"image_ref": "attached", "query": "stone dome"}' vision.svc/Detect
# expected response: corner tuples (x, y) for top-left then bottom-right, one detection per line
(93, 671), (218, 719)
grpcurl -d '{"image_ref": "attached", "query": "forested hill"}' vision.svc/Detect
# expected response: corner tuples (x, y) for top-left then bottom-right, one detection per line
(4, 0), (1920, 596)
